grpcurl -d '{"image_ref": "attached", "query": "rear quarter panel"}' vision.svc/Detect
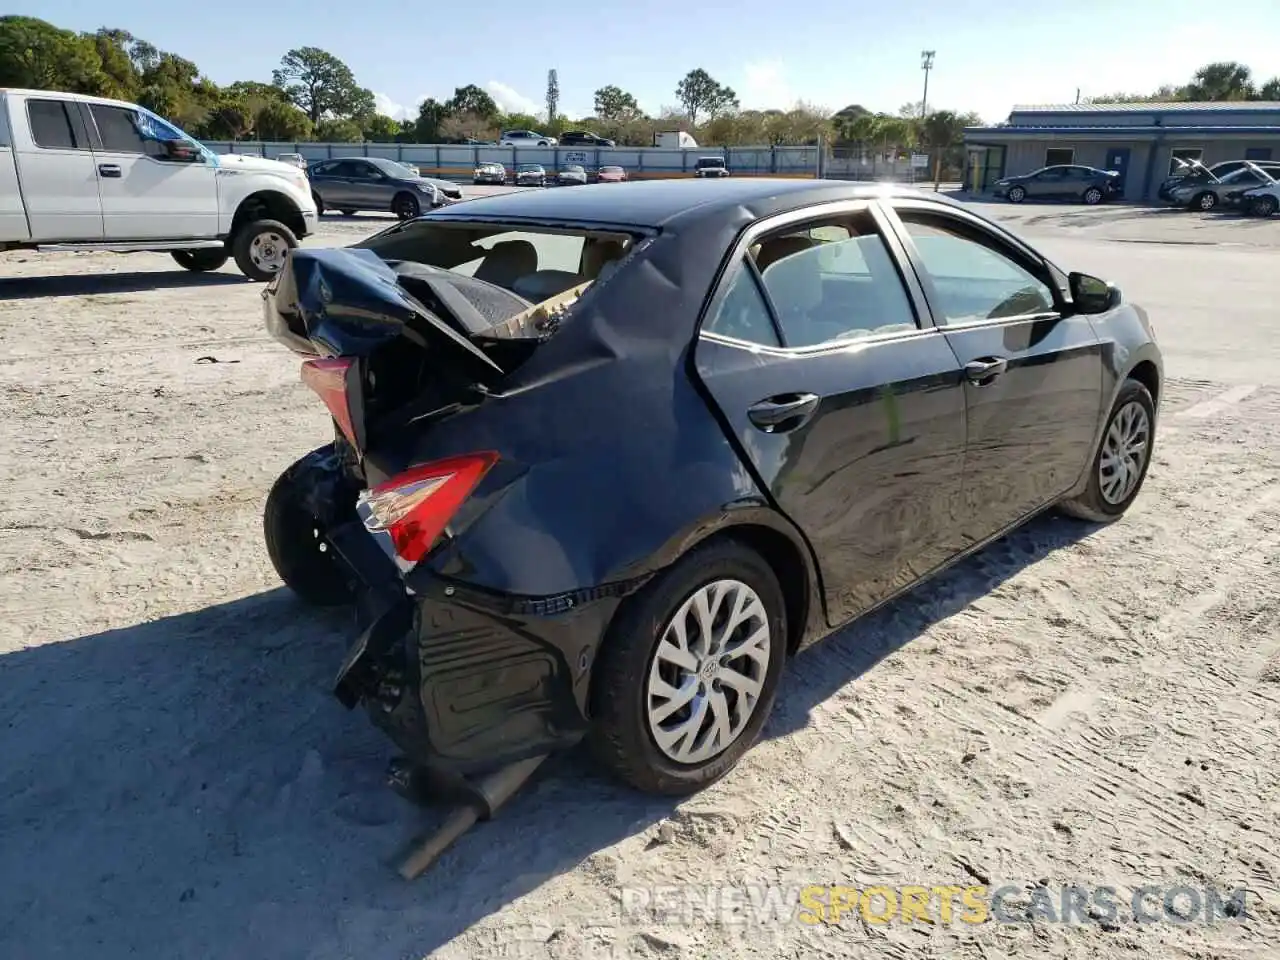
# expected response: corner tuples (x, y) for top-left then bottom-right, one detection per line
(379, 227), (820, 602)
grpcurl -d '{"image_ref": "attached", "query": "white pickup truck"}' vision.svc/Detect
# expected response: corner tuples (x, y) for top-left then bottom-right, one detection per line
(0, 88), (318, 281)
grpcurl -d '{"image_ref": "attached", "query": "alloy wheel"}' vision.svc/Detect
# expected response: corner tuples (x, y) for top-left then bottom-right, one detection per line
(1099, 400), (1151, 505)
(645, 579), (771, 765)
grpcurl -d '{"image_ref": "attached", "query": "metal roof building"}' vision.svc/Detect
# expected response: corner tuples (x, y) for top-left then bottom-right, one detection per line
(963, 101), (1280, 200)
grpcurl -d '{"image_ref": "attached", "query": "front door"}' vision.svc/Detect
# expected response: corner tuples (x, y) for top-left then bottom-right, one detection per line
(883, 201), (1103, 545)
(1106, 148), (1131, 197)
(13, 96), (104, 241)
(345, 160), (395, 209)
(86, 102), (218, 240)
(693, 202), (969, 627)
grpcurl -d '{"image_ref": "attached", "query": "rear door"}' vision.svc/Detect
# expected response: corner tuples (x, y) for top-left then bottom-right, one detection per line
(311, 160), (356, 208)
(346, 160), (394, 209)
(692, 200), (969, 627)
(11, 95), (104, 241)
(881, 200), (1103, 546)
(85, 102), (218, 239)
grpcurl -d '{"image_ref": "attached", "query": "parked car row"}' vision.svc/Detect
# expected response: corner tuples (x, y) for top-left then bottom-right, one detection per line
(473, 162), (632, 185)
(498, 129), (617, 147)
(1158, 158), (1280, 215)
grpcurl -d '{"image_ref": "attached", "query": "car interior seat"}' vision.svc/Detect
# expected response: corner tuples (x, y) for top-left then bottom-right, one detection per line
(474, 239), (539, 290)
(512, 270), (586, 301)
(753, 235), (815, 273)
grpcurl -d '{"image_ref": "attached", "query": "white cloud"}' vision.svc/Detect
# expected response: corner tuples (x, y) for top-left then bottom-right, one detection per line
(371, 91), (431, 121)
(740, 60), (796, 111)
(485, 81), (541, 117)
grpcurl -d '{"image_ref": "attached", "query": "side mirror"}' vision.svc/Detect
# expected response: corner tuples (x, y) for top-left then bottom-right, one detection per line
(1069, 271), (1121, 314)
(162, 139), (199, 162)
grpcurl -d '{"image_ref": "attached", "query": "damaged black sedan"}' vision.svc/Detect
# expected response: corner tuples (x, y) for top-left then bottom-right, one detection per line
(261, 180), (1162, 797)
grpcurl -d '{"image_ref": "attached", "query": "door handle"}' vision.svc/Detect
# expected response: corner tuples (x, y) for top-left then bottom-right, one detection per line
(98, 164), (122, 178)
(747, 393), (821, 432)
(964, 357), (1008, 385)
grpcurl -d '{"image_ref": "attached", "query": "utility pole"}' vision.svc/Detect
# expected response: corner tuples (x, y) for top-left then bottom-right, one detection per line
(920, 50), (935, 118)
(1075, 87), (1081, 104)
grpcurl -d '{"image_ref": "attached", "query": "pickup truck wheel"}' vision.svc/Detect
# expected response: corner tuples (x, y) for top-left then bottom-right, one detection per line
(232, 218), (297, 282)
(171, 249), (229, 272)
(312, 192), (325, 215)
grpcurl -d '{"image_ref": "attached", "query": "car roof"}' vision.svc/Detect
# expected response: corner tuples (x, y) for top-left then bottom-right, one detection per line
(425, 178), (959, 229)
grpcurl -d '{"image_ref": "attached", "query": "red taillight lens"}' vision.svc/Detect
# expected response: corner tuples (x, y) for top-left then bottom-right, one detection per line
(358, 452), (499, 566)
(301, 357), (358, 448)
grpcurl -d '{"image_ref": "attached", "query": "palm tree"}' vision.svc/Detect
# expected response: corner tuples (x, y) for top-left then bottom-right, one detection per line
(1184, 62), (1256, 101)
(921, 110), (966, 191)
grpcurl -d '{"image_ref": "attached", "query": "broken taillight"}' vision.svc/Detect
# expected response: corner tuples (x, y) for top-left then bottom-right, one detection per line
(357, 452), (499, 569)
(301, 357), (359, 449)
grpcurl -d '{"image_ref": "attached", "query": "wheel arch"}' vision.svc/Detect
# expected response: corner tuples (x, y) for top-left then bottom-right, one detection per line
(231, 190), (306, 240)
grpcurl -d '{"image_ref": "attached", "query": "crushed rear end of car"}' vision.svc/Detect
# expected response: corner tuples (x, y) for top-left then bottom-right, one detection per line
(259, 217), (725, 783)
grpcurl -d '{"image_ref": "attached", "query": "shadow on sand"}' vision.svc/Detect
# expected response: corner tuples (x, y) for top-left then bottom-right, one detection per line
(0, 513), (1094, 960)
(0, 270), (249, 300)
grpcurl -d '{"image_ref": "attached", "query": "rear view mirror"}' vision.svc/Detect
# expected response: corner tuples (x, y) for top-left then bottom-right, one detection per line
(1069, 271), (1121, 314)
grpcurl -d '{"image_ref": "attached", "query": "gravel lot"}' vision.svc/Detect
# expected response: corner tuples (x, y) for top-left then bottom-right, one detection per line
(1, 191), (1278, 960)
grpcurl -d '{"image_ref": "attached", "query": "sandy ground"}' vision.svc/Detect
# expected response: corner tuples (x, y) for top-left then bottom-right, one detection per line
(1, 198), (1278, 960)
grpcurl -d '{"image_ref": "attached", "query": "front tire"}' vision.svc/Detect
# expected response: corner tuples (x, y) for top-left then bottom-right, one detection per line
(312, 192), (325, 216)
(1059, 378), (1156, 523)
(171, 249), (229, 272)
(392, 192), (421, 220)
(264, 446), (356, 607)
(1007, 185), (1027, 203)
(588, 538), (788, 796)
(1252, 195), (1278, 217)
(231, 218), (297, 282)
(1083, 186), (1103, 205)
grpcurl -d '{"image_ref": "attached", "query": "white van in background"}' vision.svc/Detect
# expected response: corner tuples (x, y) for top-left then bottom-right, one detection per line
(0, 89), (318, 280)
(653, 131), (699, 149)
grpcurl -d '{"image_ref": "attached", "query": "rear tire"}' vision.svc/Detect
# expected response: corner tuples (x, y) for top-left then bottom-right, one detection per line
(589, 538), (788, 796)
(1083, 186), (1103, 205)
(1007, 185), (1026, 203)
(264, 446), (356, 607)
(231, 218), (297, 282)
(1253, 195), (1278, 217)
(1059, 378), (1156, 523)
(171, 249), (229, 272)
(1192, 191), (1218, 211)
(340, 209), (357, 217)
(312, 192), (325, 216)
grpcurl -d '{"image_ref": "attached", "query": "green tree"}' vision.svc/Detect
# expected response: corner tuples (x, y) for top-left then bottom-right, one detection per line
(87, 28), (142, 100)
(413, 97), (449, 141)
(0, 15), (106, 93)
(315, 117), (363, 142)
(446, 83), (498, 119)
(1260, 77), (1280, 100)
(676, 68), (738, 127)
(1183, 61), (1255, 101)
(545, 68), (559, 124)
(921, 109), (966, 190)
(273, 46), (372, 124)
(362, 113), (401, 142)
(594, 84), (641, 120)
(255, 99), (314, 141)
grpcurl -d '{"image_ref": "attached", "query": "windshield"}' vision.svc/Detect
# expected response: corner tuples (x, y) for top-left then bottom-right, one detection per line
(565, 166), (584, 173)
(367, 158), (417, 178)
(518, 165), (542, 172)
(698, 159), (724, 167)
(601, 167), (622, 173)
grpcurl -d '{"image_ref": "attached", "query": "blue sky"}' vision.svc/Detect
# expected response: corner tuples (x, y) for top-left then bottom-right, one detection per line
(16, 0), (1280, 124)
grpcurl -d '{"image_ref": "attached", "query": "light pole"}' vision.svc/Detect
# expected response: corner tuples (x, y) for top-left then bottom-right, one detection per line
(920, 50), (935, 119)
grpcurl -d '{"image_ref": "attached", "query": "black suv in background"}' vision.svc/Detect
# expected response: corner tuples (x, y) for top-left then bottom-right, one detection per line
(558, 131), (616, 148)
